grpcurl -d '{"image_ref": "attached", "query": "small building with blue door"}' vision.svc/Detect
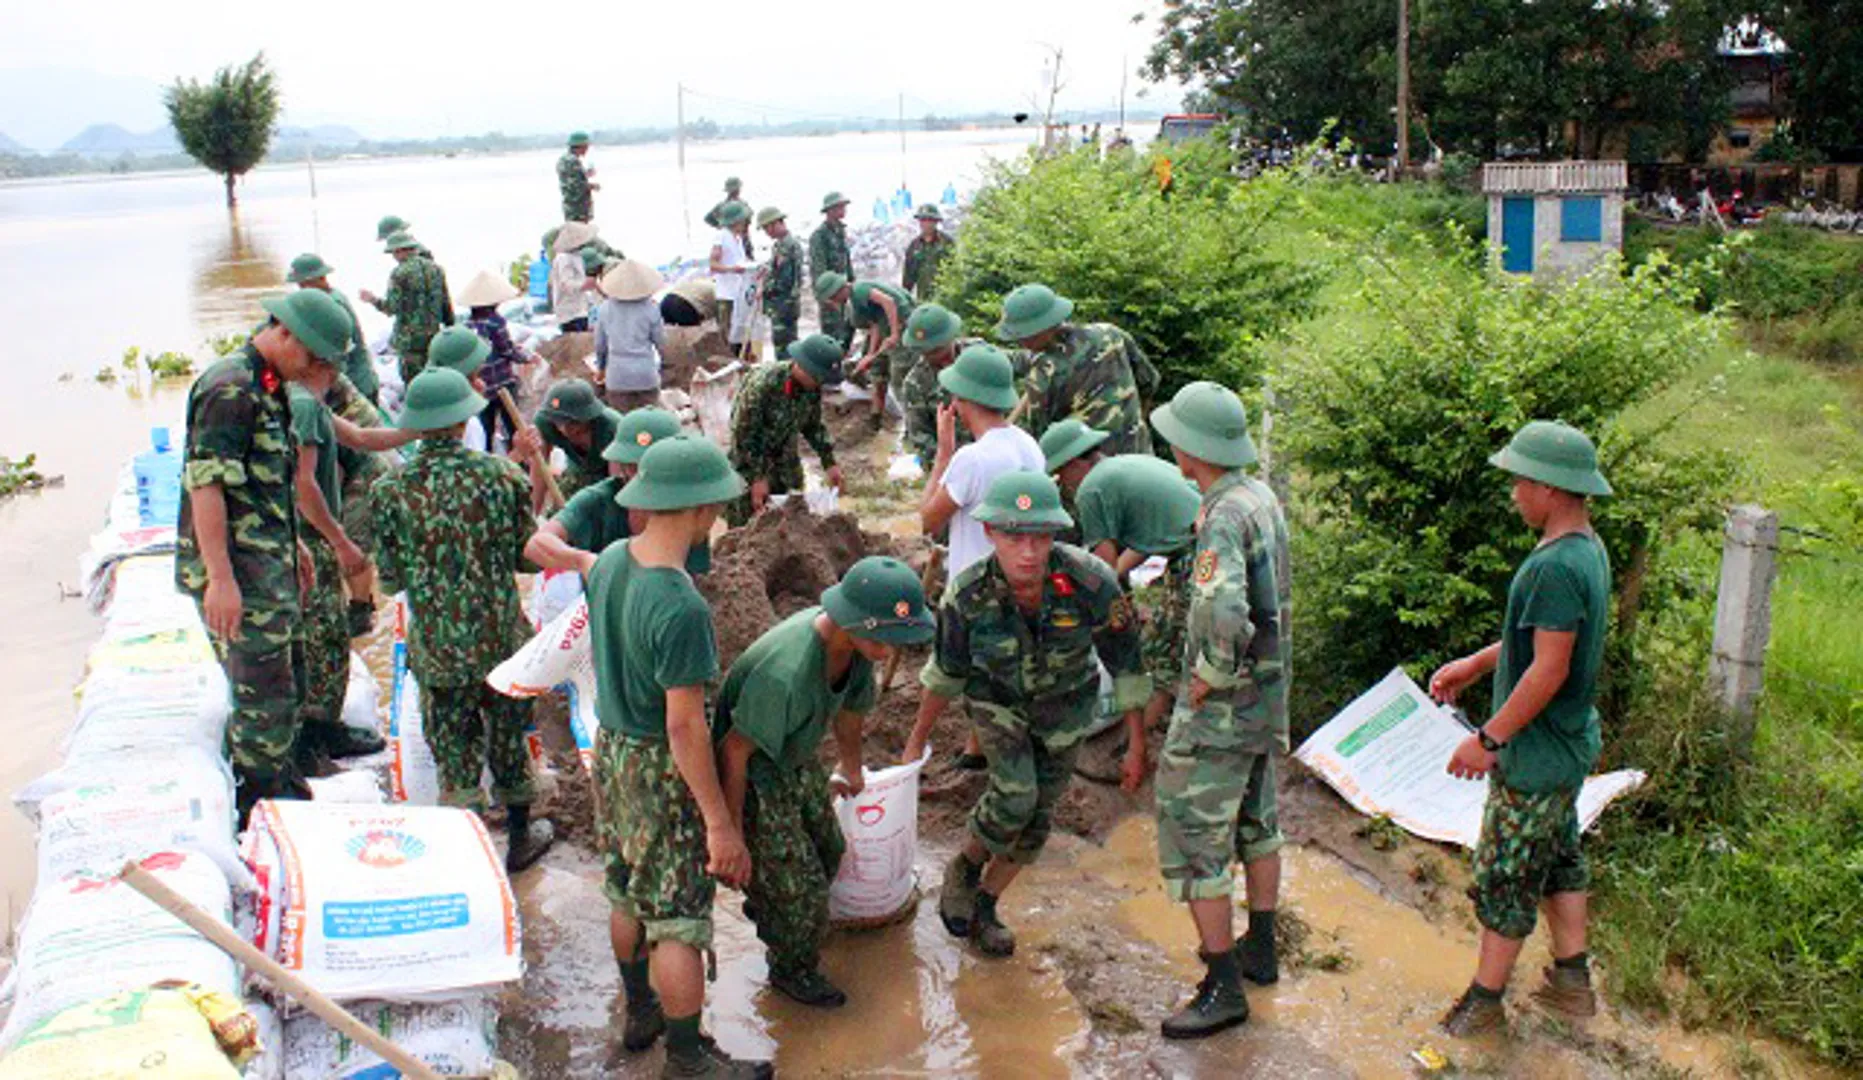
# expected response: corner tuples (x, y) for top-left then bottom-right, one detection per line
(1482, 162), (1627, 281)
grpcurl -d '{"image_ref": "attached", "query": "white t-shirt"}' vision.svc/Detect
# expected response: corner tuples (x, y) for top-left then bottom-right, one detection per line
(940, 424), (1045, 574)
(712, 229), (751, 302)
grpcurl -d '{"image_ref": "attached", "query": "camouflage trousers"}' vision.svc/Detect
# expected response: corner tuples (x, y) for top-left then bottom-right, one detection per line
(971, 704), (1085, 865)
(820, 302), (854, 353)
(766, 301), (800, 353)
(744, 759), (845, 976)
(596, 733), (715, 949)
(340, 459), (384, 557)
(1155, 736), (1282, 902)
(1470, 781), (1588, 940)
(1139, 550), (1193, 693)
(212, 606), (305, 784)
(422, 683), (535, 810)
(398, 350), (427, 390)
(296, 536), (350, 733)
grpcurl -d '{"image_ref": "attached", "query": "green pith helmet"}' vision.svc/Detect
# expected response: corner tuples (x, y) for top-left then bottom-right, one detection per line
(397, 367), (487, 431)
(995, 283), (1075, 341)
(1040, 418), (1112, 473)
(716, 200), (751, 227)
(937, 344), (1019, 412)
(973, 470), (1073, 533)
(537, 379), (606, 424)
(383, 231), (419, 253)
(787, 334), (845, 387)
(567, 131), (591, 148)
(821, 191), (850, 212)
(376, 215), (409, 241)
(614, 435), (746, 511)
(603, 408), (682, 464)
(259, 289), (353, 363)
(580, 248), (606, 274)
(1150, 381), (1258, 469)
(1489, 420), (1613, 497)
(822, 555), (935, 646)
(914, 203), (943, 221)
(725, 176), (743, 194)
(904, 303), (962, 352)
(287, 253), (335, 284)
(755, 205), (787, 229)
(813, 271), (850, 302)
(425, 324), (491, 377)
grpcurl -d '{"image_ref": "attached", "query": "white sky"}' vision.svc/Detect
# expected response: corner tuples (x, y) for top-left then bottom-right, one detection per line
(0, 0), (1178, 147)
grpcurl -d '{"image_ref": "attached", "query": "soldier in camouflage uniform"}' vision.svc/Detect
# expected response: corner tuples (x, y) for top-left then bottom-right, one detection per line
(996, 282), (1160, 455)
(288, 252), (380, 403)
(716, 557), (934, 1008)
(524, 408), (712, 578)
(901, 203), (954, 300)
(1042, 418), (1201, 741)
(725, 335), (844, 526)
(533, 380), (622, 500)
(361, 232), (451, 386)
(324, 373), (394, 636)
(558, 131), (599, 223)
(757, 206), (805, 353)
(587, 436), (770, 1078)
(372, 367), (556, 873)
(703, 176), (745, 230)
(177, 291), (351, 819)
(808, 192), (855, 350)
(1147, 382), (1292, 1040)
(897, 303), (982, 470)
(904, 471), (1150, 958)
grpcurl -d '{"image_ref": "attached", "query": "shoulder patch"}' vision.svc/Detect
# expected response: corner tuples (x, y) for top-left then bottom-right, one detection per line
(1107, 594), (1135, 632)
(1195, 548), (1219, 584)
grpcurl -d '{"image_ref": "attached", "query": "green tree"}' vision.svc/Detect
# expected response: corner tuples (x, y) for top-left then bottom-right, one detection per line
(164, 53), (280, 208)
(1752, 4), (1863, 159)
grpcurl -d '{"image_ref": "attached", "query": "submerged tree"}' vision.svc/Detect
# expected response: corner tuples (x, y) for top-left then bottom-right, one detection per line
(165, 53), (280, 208)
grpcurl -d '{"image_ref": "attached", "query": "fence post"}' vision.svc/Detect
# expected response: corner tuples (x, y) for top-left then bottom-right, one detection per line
(1709, 504), (1779, 723)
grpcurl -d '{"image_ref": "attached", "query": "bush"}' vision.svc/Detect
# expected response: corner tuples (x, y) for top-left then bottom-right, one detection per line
(937, 141), (1325, 397)
(1626, 222), (1863, 322)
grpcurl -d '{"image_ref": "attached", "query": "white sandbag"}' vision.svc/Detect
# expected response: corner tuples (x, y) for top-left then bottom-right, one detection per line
(282, 995), (496, 1079)
(528, 568), (584, 630)
(388, 640), (438, 805)
(489, 596), (592, 699)
(241, 1000), (284, 1080)
(307, 770), (386, 804)
(561, 674), (598, 773)
(0, 850), (239, 1048)
(886, 452), (925, 483)
(19, 747), (236, 883)
(65, 662), (230, 761)
(243, 801), (522, 1001)
(829, 753), (929, 924)
(767, 488), (840, 515)
(341, 652), (381, 734)
(690, 361), (742, 448)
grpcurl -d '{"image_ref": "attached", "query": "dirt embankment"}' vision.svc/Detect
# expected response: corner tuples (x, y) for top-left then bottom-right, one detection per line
(536, 324), (737, 398)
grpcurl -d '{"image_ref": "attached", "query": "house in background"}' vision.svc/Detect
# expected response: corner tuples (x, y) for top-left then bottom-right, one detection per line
(1483, 162), (1628, 281)
(1710, 24), (1789, 163)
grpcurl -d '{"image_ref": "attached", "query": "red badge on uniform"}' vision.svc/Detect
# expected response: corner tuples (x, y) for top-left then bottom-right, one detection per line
(784, 377), (797, 397)
(259, 365), (281, 394)
(1195, 549), (1219, 585)
(1049, 572), (1075, 597)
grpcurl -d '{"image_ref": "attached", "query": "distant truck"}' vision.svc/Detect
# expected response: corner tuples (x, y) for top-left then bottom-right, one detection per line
(1158, 114), (1221, 143)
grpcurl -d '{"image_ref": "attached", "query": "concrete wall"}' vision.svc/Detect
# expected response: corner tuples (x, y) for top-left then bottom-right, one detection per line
(1486, 191), (1625, 282)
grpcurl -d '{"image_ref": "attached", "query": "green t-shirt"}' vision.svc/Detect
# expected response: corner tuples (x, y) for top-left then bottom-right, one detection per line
(553, 476), (712, 573)
(1075, 455), (1200, 556)
(849, 281), (914, 331)
(287, 384), (341, 518)
(1493, 531), (1612, 793)
(587, 540), (719, 738)
(713, 607), (876, 784)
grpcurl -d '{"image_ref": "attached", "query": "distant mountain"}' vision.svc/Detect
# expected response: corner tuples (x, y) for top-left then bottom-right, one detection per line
(60, 123), (179, 155)
(0, 131), (23, 153)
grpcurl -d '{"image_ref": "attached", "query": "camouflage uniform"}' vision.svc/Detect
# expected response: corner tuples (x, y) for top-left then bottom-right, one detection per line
(1017, 324), (1160, 455)
(1155, 470), (1292, 902)
(536, 408), (621, 500)
(329, 289), (379, 403)
(898, 338), (982, 471)
(372, 438), (537, 809)
(764, 233), (806, 352)
(325, 374), (392, 555)
(808, 220), (854, 350)
(287, 385), (350, 734)
(382, 253), (451, 385)
(725, 362), (836, 526)
(174, 346), (304, 784)
(922, 545), (1149, 863)
(1470, 782), (1588, 939)
(1140, 550), (1195, 692)
(558, 151), (594, 222)
(901, 232), (953, 300)
(745, 759), (844, 977)
(596, 733), (715, 949)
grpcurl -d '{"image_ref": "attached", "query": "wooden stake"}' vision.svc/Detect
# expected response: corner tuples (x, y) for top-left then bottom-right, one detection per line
(118, 860), (451, 1080)
(499, 387), (566, 513)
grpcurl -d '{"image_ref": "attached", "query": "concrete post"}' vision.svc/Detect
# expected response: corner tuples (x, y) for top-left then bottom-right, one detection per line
(1709, 505), (1779, 722)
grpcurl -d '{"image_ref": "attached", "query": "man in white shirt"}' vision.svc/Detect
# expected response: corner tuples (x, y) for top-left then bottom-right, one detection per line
(709, 200), (754, 352)
(919, 344), (1043, 576)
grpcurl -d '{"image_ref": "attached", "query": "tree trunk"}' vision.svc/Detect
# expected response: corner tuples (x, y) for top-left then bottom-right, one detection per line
(223, 171), (237, 208)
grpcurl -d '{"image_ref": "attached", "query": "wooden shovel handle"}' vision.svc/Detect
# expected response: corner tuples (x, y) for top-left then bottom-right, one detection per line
(499, 388), (566, 513)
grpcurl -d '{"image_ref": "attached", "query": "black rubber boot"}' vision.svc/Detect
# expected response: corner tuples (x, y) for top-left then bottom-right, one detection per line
(1161, 949), (1250, 1040)
(770, 966), (848, 1008)
(312, 722), (387, 759)
(937, 851), (982, 938)
(662, 1035), (773, 1079)
(968, 891), (1016, 958)
(503, 804), (556, 873)
(619, 958), (665, 1052)
(1235, 910), (1280, 986)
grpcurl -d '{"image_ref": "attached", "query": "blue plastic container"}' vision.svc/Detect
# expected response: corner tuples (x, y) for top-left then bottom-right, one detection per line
(133, 426), (182, 527)
(528, 255), (551, 302)
(871, 198), (890, 224)
(942, 182), (958, 206)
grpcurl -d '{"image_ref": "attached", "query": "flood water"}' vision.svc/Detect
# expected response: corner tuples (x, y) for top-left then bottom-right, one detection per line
(0, 128), (1041, 925)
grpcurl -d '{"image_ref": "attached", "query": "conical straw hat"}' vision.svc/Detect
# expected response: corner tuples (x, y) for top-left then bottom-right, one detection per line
(600, 258), (665, 302)
(457, 268), (521, 308)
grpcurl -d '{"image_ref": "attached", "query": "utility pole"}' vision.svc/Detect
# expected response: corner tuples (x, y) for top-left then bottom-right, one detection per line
(898, 90), (908, 195)
(1119, 54), (1128, 132)
(676, 83), (691, 246)
(1396, 0), (1411, 174)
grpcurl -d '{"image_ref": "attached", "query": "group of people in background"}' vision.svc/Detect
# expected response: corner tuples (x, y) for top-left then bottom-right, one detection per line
(168, 131), (1618, 1078)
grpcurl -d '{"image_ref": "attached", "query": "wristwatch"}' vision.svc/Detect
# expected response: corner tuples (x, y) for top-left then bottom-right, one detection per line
(1477, 727), (1504, 753)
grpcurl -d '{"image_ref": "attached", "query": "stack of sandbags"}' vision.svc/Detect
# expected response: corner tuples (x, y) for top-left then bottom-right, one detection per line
(0, 982), (261, 1079)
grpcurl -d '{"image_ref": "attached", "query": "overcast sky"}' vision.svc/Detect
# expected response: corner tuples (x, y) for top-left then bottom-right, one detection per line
(0, 0), (1180, 148)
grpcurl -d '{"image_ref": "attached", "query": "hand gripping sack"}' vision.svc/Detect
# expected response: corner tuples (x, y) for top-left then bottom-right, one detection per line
(828, 754), (929, 925)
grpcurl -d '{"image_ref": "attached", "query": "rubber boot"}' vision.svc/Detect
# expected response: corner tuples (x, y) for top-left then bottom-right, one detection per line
(1161, 949), (1250, 1040)
(662, 1034), (773, 1079)
(968, 891), (1016, 958)
(503, 804), (556, 873)
(308, 721), (386, 759)
(1530, 963), (1598, 1018)
(769, 966), (848, 1008)
(938, 851), (982, 938)
(1235, 911), (1280, 986)
(619, 958), (665, 1052)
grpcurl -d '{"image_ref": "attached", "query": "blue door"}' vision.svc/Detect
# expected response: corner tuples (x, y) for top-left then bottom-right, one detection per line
(1501, 197), (1535, 274)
